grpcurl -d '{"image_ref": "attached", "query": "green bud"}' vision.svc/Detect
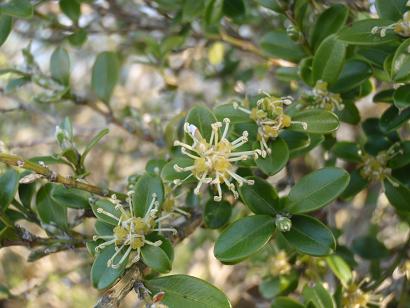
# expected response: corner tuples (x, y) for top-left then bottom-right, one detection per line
(275, 214), (292, 232)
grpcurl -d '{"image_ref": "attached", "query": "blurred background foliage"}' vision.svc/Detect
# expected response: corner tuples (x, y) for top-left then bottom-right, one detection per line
(0, 0), (409, 307)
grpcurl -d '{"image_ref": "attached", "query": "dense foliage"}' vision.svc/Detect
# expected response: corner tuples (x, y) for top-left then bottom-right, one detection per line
(0, 0), (409, 307)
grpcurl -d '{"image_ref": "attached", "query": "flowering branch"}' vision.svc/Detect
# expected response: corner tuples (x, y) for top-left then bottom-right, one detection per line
(0, 152), (127, 201)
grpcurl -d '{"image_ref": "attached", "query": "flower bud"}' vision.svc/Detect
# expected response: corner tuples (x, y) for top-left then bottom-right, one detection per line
(275, 214), (292, 232)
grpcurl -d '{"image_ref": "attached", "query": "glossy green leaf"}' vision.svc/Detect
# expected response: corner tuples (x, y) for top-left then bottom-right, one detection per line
(259, 273), (298, 299)
(384, 179), (410, 212)
(336, 100), (360, 125)
(182, 0), (206, 22)
(185, 105), (217, 141)
(375, 0), (407, 21)
(303, 283), (336, 308)
(223, 0), (245, 18)
(161, 157), (196, 184)
(393, 84), (410, 109)
(331, 60), (372, 93)
(80, 128), (109, 165)
(213, 103), (250, 123)
(133, 174), (164, 217)
(36, 183), (68, 229)
(238, 176), (279, 215)
(260, 31), (305, 62)
(352, 235), (389, 259)
(0, 169), (19, 210)
(281, 130), (310, 152)
(214, 215), (275, 263)
(289, 134), (324, 159)
(255, 137), (289, 176)
(271, 297), (304, 308)
(288, 167), (349, 214)
(91, 244), (127, 289)
(145, 159), (167, 175)
(204, 199), (232, 229)
(379, 106), (410, 132)
(50, 47), (70, 85)
(282, 215), (336, 256)
(392, 38), (410, 82)
(311, 4), (349, 50)
(18, 182), (36, 208)
(389, 141), (410, 168)
(0, 0), (33, 18)
(91, 199), (119, 225)
(52, 185), (91, 209)
(0, 15), (12, 47)
(141, 244), (172, 273)
(91, 51), (119, 104)
(146, 274), (231, 308)
(60, 0), (81, 23)
(331, 141), (362, 162)
(338, 19), (399, 45)
(326, 255), (352, 286)
(312, 35), (346, 85)
(289, 110), (339, 134)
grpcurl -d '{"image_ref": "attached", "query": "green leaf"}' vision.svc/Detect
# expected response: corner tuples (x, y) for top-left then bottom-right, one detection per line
(336, 100), (360, 125)
(0, 0), (33, 18)
(393, 84), (410, 109)
(204, 0), (223, 26)
(213, 103), (250, 123)
(36, 184), (67, 229)
(384, 179), (410, 212)
(238, 176), (279, 215)
(182, 0), (206, 22)
(161, 157), (196, 184)
(375, 0), (407, 21)
(0, 169), (19, 210)
(68, 28), (87, 46)
(91, 51), (119, 104)
(91, 244), (127, 289)
(289, 110), (339, 134)
(204, 199), (232, 229)
(185, 105), (217, 141)
(141, 244), (172, 273)
(95, 220), (114, 236)
(271, 297), (304, 308)
(287, 167), (349, 214)
(389, 141), (410, 168)
(312, 35), (346, 85)
(223, 0), (245, 18)
(145, 159), (167, 175)
(303, 283), (336, 308)
(50, 47), (70, 85)
(281, 130), (310, 152)
(18, 182), (36, 208)
(352, 235), (389, 259)
(379, 106), (410, 133)
(259, 274), (298, 299)
(80, 128), (109, 165)
(338, 19), (399, 45)
(331, 141), (362, 162)
(0, 15), (12, 47)
(91, 199), (119, 225)
(255, 137), (289, 176)
(289, 134), (324, 159)
(326, 255), (352, 286)
(260, 31), (305, 62)
(51, 185), (91, 209)
(60, 0), (81, 23)
(214, 215), (275, 263)
(146, 274), (231, 308)
(330, 60), (372, 93)
(311, 4), (349, 50)
(392, 38), (410, 82)
(282, 215), (336, 256)
(133, 174), (164, 217)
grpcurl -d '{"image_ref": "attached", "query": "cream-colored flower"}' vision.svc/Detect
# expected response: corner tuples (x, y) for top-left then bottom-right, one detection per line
(233, 94), (306, 157)
(360, 144), (402, 183)
(303, 80), (343, 111)
(372, 11), (410, 37)
(173, 118), (260, 202)
(342, 272), (382, 308)
(93, 192), (176, 268)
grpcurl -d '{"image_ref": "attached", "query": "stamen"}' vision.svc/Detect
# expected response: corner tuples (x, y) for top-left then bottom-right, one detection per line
(96, 208), (120, 221)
